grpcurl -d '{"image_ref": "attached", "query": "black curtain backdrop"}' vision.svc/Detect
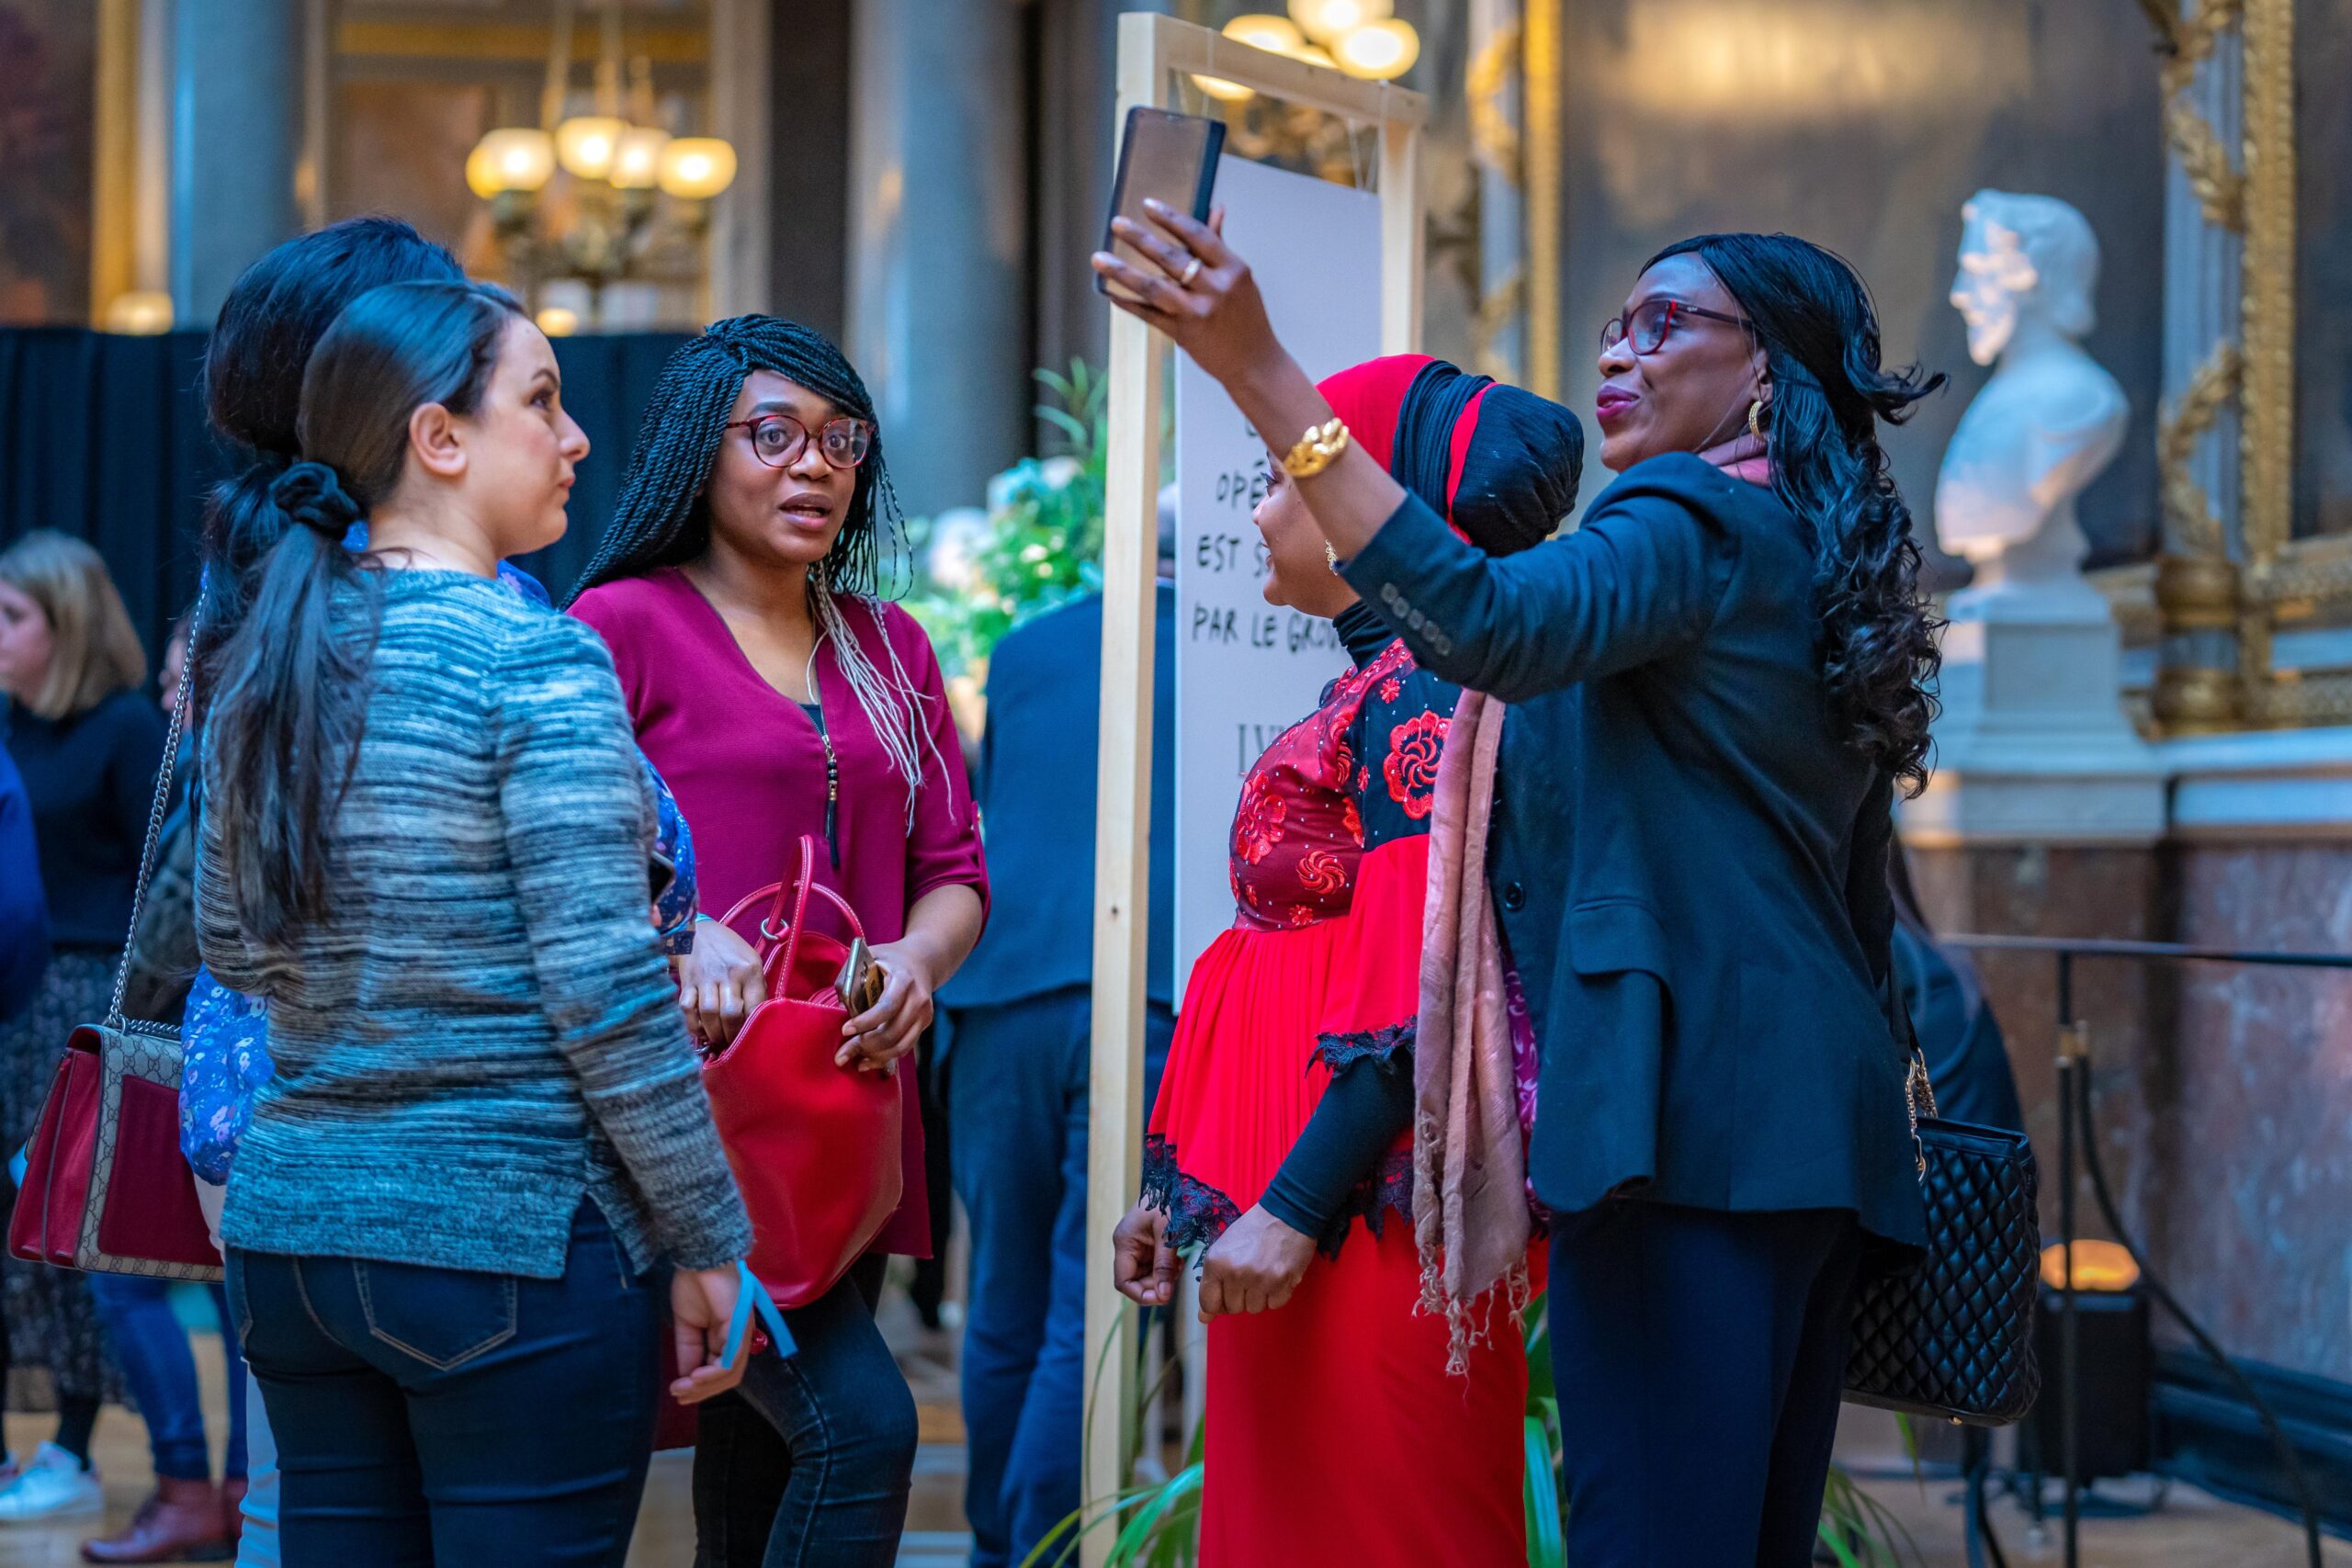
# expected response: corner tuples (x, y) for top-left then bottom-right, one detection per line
(0, 328), (689, 665)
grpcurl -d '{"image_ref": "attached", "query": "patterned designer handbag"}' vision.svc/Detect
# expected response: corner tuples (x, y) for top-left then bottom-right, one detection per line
(8, 616), (223, 1282)
(1843, 989), (2040, 1427)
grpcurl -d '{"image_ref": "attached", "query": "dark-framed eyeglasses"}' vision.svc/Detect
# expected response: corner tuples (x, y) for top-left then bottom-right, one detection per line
(1600, 299), (1751, 356)
(722, 412), (874, 470)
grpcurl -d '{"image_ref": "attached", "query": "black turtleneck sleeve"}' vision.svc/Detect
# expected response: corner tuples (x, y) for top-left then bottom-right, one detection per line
(1259, 1051), (1416, 1246)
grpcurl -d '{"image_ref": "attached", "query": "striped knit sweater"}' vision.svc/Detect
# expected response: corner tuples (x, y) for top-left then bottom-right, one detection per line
(196, 570), (752, 1278)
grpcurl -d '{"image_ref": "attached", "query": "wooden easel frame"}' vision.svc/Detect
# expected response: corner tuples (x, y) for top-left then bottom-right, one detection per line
(1084, 16), (1426, 1559)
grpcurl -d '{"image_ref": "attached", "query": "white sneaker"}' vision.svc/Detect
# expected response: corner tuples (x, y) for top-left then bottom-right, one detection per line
(0, 1442), (101, 1521)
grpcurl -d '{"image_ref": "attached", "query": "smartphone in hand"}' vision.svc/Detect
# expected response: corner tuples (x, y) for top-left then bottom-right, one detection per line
(1097, 107), (1225, 301)
(834, 937), (883, 1014)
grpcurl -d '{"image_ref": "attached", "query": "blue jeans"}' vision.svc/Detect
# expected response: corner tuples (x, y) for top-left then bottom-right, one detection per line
(944, 990), (1171, 1568)
(227, 1200), (661, 1565)
(690, 1258), (917, 1568)
(1547, 1201), (1864, 1568)
(87, 1273), (248, 1483)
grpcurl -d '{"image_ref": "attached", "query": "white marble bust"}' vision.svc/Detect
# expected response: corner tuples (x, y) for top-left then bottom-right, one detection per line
(1934, 191), (2128, 611)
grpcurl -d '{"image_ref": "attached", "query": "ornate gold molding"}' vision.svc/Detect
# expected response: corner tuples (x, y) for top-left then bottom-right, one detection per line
(2242, 670), (2352, 727)
(1464, 19), (1525, 382)
(2249, 536), (2352, 615)
(2141, 0), (2247, 229)
(2092, 560), (2162, 646)
(1523, 0), (1560, 401)
(2237, 0), (2295, 573)
(2140, 0), (2256, 732)
(2156, 339), (2242, 557)
(1467, 22), (1521, 182)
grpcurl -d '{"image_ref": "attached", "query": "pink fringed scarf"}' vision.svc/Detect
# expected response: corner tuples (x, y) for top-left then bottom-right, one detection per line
(1411, 426), (1773, 1371)
(1412, 687), (1532, 1372)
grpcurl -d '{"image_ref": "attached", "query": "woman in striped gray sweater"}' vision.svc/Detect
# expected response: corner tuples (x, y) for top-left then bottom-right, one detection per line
(193, 277), (753, 1564)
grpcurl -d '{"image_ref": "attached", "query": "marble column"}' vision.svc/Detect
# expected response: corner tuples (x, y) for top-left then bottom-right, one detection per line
(168, 0), (302, 323)
(2153, 11), (2245, 730)
(847, 0), (1031, 523)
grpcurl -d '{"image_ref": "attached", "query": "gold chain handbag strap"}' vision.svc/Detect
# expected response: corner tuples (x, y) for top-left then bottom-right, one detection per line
(1888, 925), (1941, 1178)
(103, 604), (201, 1031)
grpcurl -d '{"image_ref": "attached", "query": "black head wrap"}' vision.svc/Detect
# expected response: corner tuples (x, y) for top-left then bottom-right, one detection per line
(1390, 361), (1582, 557)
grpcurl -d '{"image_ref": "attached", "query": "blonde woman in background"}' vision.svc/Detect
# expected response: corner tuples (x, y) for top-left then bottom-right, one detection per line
(0, 530), (161, 1519)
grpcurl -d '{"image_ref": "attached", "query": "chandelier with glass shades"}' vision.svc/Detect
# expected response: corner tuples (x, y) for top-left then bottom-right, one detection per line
(1188, 4), (1420, 182)
(464, 0), (736, 330)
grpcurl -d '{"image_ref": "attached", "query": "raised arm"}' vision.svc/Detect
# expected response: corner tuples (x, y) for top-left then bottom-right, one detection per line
(1093, 203), (1733, 702)
(1340, 476), (1734, 701)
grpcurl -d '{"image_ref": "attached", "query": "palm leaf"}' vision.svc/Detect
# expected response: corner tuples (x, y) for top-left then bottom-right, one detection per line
(1522, 1416), (1567, 1568)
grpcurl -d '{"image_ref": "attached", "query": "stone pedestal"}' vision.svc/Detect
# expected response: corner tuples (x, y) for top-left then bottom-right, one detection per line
(1905, 584), (2166, 845)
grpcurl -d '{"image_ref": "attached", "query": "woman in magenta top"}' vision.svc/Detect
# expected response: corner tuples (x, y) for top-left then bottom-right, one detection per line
(571, 316), (986, 1568)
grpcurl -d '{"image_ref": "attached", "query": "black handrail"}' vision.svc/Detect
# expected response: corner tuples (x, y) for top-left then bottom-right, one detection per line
(1939, 933), (2342, 1568)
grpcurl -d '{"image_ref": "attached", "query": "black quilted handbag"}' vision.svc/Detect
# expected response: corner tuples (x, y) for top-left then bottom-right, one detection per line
(1843, 1011), (2041, 1427)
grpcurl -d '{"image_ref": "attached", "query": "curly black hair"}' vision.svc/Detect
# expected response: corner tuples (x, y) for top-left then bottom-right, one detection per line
(1648, 233), (1944, 796)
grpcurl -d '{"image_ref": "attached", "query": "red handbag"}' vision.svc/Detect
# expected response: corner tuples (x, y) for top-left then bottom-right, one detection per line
(9, 1023), (222, 1279)
(701, 835), (903, 1312)
(9, 610), (222, 1282)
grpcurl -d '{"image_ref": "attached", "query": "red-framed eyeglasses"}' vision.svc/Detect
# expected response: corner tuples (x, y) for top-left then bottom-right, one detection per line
(1600, 299), (1752, 356)
(722, 412), (874, 470)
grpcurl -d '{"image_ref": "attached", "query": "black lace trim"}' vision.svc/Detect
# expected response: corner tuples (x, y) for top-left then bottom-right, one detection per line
(1142, 1134), (1242, 1253)
(1315, 1145), (1416, 1259)
(1142, 1134), (1415, 1261)
(1311, 1021), (1415, 1077)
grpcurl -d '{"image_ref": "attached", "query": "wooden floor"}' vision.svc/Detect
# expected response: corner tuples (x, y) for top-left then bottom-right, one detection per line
(0, 1314), (2336, 1566)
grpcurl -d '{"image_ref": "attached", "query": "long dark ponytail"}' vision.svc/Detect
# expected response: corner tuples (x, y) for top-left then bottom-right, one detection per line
(197, 218), (463, 694)
(1647, 233), (1944, 796)
(204, 280), (522, 942)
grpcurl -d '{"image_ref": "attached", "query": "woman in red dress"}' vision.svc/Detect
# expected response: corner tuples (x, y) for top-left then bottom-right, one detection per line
(1113, 355), (1583, 1566)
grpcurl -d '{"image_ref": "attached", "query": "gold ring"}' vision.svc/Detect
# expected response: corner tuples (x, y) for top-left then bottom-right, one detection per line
(1179, 257), (1204, 288)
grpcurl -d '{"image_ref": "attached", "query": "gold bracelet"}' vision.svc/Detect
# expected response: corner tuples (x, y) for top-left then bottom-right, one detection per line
(1281, 418), (1351, 479)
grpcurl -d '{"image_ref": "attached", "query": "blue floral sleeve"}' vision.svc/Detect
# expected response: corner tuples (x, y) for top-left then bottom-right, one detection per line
(178, 966), (272, 1186)
(648, 759), (696, 957)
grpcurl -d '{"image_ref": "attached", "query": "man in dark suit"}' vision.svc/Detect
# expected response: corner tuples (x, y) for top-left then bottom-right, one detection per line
(940, 512), (1176, 1568)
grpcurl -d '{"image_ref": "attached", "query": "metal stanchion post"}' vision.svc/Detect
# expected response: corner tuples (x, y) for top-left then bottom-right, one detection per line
(2055, 952), (2081, 1568)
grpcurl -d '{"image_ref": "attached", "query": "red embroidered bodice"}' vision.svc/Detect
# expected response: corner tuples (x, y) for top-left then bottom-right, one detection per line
(1229, 638), (1453, 932)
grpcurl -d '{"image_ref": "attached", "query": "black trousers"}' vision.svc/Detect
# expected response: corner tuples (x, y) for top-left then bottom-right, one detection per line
(1547, 1201), (1863, 1568)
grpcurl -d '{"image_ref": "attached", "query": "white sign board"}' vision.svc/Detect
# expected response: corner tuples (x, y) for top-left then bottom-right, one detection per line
(1172, 155), (1384, 985)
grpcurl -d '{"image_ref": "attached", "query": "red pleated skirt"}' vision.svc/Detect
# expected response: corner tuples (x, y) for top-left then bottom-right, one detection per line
(1151, 839), (1532, 1567)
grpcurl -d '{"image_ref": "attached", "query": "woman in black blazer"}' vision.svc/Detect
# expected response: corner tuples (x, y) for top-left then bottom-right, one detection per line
(1097, 213), (1942, 1566)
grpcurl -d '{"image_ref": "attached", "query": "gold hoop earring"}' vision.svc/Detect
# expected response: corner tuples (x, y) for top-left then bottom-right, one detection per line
(1325, 541), (1342, 575)
(1747, 399), (1766, 440)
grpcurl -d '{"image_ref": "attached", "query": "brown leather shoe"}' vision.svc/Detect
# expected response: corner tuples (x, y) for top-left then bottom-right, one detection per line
(80, 1477), (233, 1563)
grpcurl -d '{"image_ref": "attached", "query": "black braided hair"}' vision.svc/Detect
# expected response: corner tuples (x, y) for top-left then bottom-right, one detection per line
(568, 315), (908, 602)
(570, 315), (946, 817)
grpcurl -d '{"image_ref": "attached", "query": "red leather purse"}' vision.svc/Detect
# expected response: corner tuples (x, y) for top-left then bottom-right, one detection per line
(701, 835), (903, 1312)
(9, 611), (222, 1283)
